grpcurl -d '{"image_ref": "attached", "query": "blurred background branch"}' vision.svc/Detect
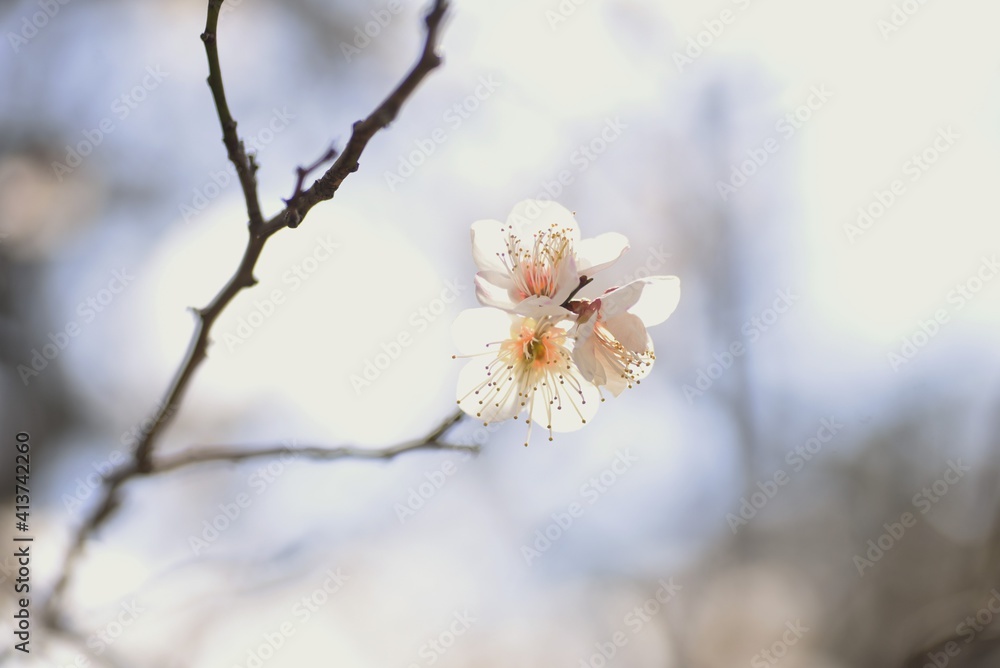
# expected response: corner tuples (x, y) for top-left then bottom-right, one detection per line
(151, 408), (473, 476)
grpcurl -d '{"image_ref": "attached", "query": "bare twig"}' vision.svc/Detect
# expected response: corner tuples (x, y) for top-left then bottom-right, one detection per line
(42, 0), (451, 628)
(283, 144), (339, 228)
(200, 0), (265, 231)
(100, 409), (469, 484)
(153, 409), (472, 475)
(264, 0), (450, 235)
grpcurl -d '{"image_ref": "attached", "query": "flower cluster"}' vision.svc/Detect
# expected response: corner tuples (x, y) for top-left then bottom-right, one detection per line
(453, 200), (680, 445)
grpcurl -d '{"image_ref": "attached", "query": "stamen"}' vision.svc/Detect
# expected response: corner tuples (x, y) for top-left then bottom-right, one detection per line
(457, 313), (591, 446)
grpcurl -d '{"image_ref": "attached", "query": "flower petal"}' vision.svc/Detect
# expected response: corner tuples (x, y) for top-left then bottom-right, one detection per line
(474, 273), (516, 310)
(599, 276), (681, 326)
(604, 312), (649, 353)
(576, 232), (630, 276)
(511, 296), (574, 319)
(506, 199), (581, 246)
(572, 326), (607, 386)
(549, 251), (581, 304)
(478, 269), (514, 289)
(598, 279), (647, 319)
(628, 275), (681, 326)
(603, 371), (631, 398)
(451, 307), (515, 356)
(470, 219), (508, 274)
(529, 363), (602, 433)
(457, 357), (522, 424)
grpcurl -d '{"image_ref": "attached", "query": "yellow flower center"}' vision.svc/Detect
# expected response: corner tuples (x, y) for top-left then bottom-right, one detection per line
(459, 316), (592, 445)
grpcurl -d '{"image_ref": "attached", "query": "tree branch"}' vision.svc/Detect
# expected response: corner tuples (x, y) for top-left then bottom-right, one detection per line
(200, 0), (265, 231)
(42, 0), (451, 628)
(282, 144), (339, 228)
(264, 0), (450, 235)
(152, 409), (473, 476)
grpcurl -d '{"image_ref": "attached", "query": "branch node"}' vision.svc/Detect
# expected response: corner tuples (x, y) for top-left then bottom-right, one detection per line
(282, 145), (339, 222)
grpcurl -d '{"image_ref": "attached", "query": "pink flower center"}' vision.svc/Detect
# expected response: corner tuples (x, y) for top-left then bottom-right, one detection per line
(499, 225), (573, 299)
(504, 322), (563, 369)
